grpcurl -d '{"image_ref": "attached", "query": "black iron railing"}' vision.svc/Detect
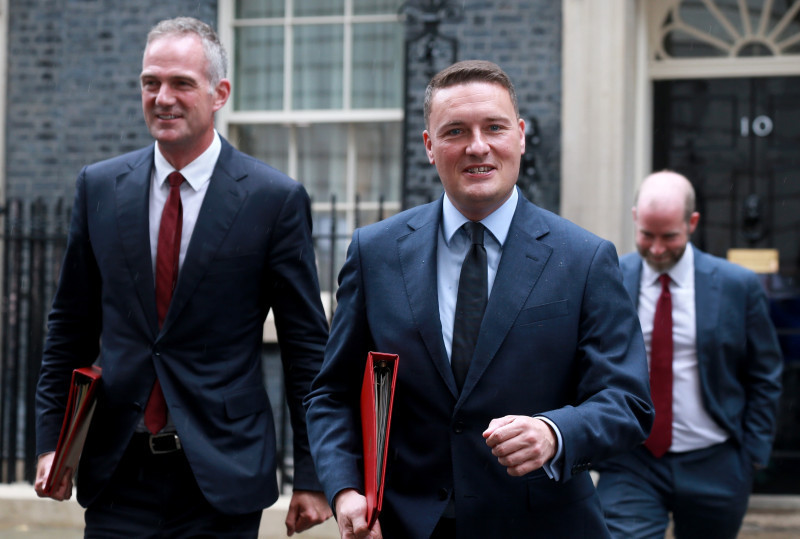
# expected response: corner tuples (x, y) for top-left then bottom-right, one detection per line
(0, 194), (386, 487)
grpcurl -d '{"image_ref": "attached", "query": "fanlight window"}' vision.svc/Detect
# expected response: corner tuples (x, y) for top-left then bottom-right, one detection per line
(654, 0), (800, 59)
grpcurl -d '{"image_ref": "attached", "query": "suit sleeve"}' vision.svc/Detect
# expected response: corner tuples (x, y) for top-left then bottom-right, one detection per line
(35, 168), (102, 455)
(540, 240), (654, 481)
(266, 181), (330, 491)
(304, 228), (372, 508)
(742, 272), (783, 466)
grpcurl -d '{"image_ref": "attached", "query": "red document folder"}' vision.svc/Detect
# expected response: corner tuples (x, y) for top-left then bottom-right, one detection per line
(360, 352), (399, 528)
(44, 365), (102, 495)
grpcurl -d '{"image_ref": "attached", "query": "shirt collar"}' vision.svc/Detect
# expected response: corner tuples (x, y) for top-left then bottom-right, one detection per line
(154, 131), (221, 191)
(642, 242), (694, 287)
(442, 187), (518, 246)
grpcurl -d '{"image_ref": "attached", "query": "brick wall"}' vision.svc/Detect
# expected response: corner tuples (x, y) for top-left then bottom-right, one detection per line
(5, 0), (217, 202)
(402, 0), (562, 213)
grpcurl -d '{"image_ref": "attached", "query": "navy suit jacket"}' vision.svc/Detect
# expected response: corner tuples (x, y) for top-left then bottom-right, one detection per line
(35, 138), (328, 514)
(619, 245), (782, 466)
(306, 191), (654, 538)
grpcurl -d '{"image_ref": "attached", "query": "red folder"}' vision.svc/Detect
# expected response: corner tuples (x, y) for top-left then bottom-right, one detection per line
(360, 352), (399, 528)
(44, 365), (102, 495)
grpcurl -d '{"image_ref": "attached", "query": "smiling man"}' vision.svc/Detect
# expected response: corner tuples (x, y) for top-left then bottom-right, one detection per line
(33, 17), (331, 537)
(305, 60), (654, 539)
(595, 171), (783, 539)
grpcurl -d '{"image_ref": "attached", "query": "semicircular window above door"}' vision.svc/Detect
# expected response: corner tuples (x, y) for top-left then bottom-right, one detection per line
(653, 0), (800, 58)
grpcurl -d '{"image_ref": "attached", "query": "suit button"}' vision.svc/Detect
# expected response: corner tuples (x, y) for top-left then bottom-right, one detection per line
(438, 488), (449, 501)
(453, 421), (465, 434)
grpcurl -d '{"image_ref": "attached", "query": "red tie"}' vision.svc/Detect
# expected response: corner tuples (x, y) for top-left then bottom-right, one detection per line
(645, 273), (673, 457)
(145, 171), (184, 434)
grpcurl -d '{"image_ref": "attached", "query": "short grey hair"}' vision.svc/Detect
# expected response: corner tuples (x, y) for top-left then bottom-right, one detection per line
(146, 17), (228, 91)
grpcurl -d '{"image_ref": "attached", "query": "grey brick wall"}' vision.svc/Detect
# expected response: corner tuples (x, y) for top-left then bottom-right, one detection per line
(5, 0), (217, 203)
(7, 1), (561, 210)
(402, 0), (562, 213)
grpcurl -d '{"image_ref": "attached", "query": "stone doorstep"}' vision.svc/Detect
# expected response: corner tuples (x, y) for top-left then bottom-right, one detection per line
(0, 484), (340, 537)
(0, 484), (797, 536)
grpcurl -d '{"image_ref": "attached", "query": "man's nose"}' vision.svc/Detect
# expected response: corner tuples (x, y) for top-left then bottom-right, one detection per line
(155, 85), (176, 106)
(650, 240), (666, 256)
(466, 129), (489, 155)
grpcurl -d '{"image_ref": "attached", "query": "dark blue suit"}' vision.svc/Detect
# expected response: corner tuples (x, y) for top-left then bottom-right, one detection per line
(596, 245), (782, 538)
(35, 138), (328, 515)
(305, 191), (653, 538)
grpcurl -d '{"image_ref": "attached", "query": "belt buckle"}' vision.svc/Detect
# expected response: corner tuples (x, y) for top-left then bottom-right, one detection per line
(148, 433), (181, 455)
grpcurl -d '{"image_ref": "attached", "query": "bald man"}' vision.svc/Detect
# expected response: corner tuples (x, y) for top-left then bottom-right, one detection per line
(595, 171), (783, 539)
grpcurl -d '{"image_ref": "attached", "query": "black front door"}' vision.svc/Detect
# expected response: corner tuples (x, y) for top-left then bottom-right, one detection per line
(653, 76), (800, 494)
(653, 76), (800, 277)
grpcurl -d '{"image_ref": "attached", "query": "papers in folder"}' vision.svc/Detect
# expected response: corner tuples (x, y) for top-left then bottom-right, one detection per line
(360, 352), (399, 527)
(44, 365), (102, 495)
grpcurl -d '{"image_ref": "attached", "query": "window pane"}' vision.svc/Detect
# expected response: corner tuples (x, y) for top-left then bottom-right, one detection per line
(294, 0), (344, 17)
(293, 25), (343, 109)
(297, 124), (347, 203)
(353, 0), (403, 15)
(235, 26), (284, 110)
(352, 23), (403, 108)
(228, 124), (289, 174)
(236, 0), (284, 18)
(355, 123), (401, 203)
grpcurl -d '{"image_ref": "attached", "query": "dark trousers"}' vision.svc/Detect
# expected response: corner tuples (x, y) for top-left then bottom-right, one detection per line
(595, 440), (753, 539)
(430, 517), (456, 539)
(84, 433), (262, 538)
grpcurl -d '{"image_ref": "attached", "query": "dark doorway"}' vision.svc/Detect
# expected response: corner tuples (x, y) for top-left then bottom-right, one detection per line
(653, 76), (800, 494)
(653, 77), (800, 277)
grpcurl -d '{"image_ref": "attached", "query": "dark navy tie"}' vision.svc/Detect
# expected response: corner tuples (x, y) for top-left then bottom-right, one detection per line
(451, 221), (488, 391)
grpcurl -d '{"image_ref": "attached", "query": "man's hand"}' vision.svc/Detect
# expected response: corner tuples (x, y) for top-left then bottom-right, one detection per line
(285, 489), (333, 536)
(332, 488), (382, 539)
(33, 452), (73, 501)
(483, 415), (557, 476)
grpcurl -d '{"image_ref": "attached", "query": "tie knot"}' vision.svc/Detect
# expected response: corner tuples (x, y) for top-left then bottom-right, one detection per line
(167, 171), (185, 189)
(659, 273), (670, 290)
(464, 221), (485, 246)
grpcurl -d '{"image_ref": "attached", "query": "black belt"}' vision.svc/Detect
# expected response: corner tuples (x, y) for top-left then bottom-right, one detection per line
(132, 432), (183, 455)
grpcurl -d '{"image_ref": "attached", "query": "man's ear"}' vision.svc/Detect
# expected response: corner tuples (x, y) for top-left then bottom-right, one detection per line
(688, 211), (700, 234)
(423, 131), (435, 164)
(212, 78), (231, 112)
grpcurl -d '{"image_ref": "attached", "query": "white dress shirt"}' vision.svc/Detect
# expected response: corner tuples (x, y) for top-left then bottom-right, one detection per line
(140, 131), (221, 432)
(638, 244), (728, 452)
(148, 131), (221, 277)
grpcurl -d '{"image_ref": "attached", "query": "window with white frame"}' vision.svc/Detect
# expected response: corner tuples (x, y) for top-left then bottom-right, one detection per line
(218, 0), (405, 294)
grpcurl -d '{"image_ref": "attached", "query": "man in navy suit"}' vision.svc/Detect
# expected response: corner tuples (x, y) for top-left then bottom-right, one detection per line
(595, 171), (783, 538)
(305, 60), (653, 539)
(33, 17), (332, 537)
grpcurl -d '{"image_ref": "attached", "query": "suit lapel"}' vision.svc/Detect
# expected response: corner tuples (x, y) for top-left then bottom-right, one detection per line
(161, 142), (246, 332)
(116, 148), (159, 336)
(622, 256), (642, 307)
(397, 199), (458, 397)
(693, 246), (719, 364)
(461, 196), (552, 397)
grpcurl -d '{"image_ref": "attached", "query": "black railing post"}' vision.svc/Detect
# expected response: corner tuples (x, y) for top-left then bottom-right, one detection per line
(25, 199), (47, 482)
(1, 199), (23, 482)
(327, 194), (337, 321)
